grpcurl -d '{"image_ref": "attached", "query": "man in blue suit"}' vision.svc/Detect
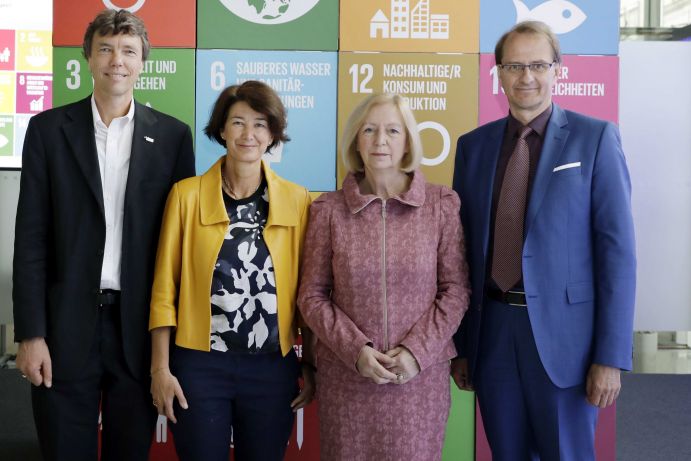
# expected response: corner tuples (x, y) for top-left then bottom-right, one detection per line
(451, 21), (635, 460)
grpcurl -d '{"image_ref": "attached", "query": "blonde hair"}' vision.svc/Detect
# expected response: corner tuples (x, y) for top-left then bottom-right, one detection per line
(341, 94), (422, 173)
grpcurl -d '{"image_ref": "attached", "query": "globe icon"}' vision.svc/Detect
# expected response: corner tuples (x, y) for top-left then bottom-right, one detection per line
(219, 0), (320, 25)
(247, 0), (291, 20)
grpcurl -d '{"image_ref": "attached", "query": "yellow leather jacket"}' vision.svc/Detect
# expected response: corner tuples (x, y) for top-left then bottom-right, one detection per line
(149, 156), (311, 356)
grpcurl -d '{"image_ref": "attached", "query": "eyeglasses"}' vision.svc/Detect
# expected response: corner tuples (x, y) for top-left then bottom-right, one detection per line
(498, 61), (556, 74)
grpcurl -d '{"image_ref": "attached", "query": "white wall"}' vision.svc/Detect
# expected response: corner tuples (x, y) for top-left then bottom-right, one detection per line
(0, 171), (20, 326)
(620, 41), (691, 330)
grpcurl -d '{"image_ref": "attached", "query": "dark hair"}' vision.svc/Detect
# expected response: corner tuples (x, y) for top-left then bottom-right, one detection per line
(83, 9), (150, 61)
(204, 80), (289, 151)
(494, 20), (562, 66)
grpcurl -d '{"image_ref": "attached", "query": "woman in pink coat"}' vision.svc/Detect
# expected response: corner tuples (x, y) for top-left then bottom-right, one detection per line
(298, 93), (470, 460)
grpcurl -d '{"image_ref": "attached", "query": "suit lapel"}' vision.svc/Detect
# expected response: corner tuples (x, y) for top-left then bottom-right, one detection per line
(525, 104), (570, 235)
(63, 97), (104, 216)
(479, 120), (506, 262)
(125, 102), (158, 208)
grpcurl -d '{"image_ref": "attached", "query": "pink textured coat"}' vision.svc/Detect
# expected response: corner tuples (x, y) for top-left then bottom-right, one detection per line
(298, 171), (470, 460)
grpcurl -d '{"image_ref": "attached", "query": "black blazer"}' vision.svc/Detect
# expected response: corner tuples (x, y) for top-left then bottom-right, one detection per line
(13, 96), (195, 380)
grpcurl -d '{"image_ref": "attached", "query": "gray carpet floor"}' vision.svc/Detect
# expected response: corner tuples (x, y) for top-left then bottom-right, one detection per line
(616, 373), (691, 461)
(0, 369), (689, 460)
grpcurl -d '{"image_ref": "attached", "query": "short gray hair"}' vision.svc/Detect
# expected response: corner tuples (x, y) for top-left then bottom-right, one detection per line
(495, 20), (561, 65)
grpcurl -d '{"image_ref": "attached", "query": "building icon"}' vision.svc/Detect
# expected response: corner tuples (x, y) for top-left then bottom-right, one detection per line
(429, 14), (450, 39)
(370, 0), (450, 40)
(391, 0), (410, 38)
(411, 0), (428, 38)
(370, 10), (390, 38)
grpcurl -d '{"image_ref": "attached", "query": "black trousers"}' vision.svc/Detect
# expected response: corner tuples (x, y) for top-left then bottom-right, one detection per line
(31, 303), (156, 461)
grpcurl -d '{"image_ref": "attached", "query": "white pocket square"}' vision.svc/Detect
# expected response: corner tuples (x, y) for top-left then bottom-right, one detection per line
(553, 162), (581, 172)
(144, 136), (154, 143)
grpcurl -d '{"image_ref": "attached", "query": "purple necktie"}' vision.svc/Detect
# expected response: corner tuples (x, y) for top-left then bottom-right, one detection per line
(492, 126), (532, 293)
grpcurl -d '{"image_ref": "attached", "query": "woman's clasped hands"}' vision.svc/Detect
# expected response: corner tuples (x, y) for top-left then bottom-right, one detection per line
(355, 344), (421, 385)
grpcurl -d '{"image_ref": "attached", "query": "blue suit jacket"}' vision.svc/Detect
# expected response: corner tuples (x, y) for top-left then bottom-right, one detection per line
(452, 104), (636, 388)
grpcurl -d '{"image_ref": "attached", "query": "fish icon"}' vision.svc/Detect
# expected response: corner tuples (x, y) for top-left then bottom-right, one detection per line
(513, 0), (587, 34)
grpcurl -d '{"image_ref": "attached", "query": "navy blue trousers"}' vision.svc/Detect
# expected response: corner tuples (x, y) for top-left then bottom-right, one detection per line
(474, 298), (598, 461)
(31, 304), (156, 461)
(170, 346), (299, 461)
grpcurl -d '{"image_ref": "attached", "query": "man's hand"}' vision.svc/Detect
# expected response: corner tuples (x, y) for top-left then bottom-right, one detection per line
(586, 364), (621, 408)
(450, 357), (473, 391)
(16, 337), (52, 388)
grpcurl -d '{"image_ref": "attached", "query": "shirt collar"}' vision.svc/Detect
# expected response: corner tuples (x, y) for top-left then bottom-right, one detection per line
(507, 103), (552, 139)
(343, 169), (426, 214)
(91, 95), (135, 128)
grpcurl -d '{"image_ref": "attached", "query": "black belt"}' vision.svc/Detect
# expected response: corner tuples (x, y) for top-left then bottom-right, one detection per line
(487, 287), (527, 307)
(98, 289), (121, 306)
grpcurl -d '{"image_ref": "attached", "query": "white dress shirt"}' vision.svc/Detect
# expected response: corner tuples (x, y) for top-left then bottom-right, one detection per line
(91, 96), (135, 290)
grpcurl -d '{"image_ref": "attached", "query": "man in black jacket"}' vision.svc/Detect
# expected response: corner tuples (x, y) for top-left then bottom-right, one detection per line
(13, 9), (195, 460)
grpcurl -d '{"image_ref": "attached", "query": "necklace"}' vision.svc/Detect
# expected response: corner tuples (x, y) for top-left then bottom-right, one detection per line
(222, 168), (262, 200)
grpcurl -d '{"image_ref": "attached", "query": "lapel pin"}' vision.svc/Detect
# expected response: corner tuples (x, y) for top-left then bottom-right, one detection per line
(145, 136), (154, 143)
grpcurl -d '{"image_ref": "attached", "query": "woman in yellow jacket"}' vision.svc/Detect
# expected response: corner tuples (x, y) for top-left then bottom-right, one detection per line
(148, 80), (314, 461)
